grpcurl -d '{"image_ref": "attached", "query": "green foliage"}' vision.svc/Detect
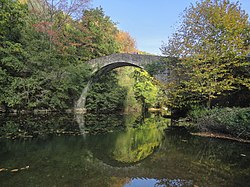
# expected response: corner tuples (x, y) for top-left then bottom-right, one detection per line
(0, 1), (126, 111)
(117, 67), (141, 112)
(86, 71), (127, 113)
(113, 116), (167, 163)
(0, 0), (30, 109)
(161, 0), (250, 109)
(0, 0), (27, 41)
(188, 105), (213, 122)
(133, 69), (163, 109)
(144, 60), (167, 76)
(78, 7), (121, 59)
(188, 107), (250, 139)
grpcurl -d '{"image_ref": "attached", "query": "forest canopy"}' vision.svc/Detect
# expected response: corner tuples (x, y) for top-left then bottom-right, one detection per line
(0, 0), (141, 112)
(161, 0), (250, 110)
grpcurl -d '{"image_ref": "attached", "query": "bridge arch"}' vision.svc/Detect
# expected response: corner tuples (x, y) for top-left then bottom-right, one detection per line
(92, 61), (142, 80)
(75, 53), (168, 111)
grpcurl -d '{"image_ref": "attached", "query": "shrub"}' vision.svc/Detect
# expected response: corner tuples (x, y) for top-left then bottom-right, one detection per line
(188, 107), (250, 139)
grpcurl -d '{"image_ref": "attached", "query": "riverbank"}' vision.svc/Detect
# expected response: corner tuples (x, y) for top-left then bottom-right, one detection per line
(176, 107), (250, 143)
(191, 132), (250, 143)
(0, 108), (87, 115)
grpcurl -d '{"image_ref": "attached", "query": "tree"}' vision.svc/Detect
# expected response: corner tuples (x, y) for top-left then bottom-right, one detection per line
(116, 30), (137, 53)
(161, 0), (250, 108)
(133, 69), (159, 110)
(25, 0), (91, 20)
(23, 0), (91, 51)
(21, 7), (92, 110)
(0, 0), (30, 110)
(79, 7), (121, 58)
(0, 0), (92, 111)
(85, 71), (127, 113)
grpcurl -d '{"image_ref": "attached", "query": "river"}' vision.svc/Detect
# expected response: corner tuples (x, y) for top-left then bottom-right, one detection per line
(0, 113), (249, 187)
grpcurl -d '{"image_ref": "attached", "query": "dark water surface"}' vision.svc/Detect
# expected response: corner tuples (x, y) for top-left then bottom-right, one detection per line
(0, 113), (249, 187)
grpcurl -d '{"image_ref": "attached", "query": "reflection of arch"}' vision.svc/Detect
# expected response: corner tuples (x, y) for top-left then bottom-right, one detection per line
(79, 114), (168, 168)
(75, 53), (168, 110)
(90, 145), (159, 168)
(85, 127), (162, 168)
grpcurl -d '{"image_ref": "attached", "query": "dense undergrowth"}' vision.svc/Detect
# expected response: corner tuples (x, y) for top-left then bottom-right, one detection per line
(187, 107), (250, 139)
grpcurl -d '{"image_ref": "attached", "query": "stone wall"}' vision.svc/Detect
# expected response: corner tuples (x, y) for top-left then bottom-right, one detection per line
(87, 53), (169, 83)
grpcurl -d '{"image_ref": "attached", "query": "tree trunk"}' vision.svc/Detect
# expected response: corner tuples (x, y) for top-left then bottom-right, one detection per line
(207, 96), (211, 109)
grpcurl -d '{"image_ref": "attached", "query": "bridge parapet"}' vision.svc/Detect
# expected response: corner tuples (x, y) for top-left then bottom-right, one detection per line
(87, 53), (165, 71)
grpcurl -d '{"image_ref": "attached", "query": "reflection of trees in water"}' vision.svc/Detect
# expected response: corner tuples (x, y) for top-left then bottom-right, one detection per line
(86, 113), (171, 166)
(0, 114), (80, 138)
(112, 126), (162, 163)
(0, 114), (249, 187)
(150, 127), (250, 186)
(112, 114), (170, 163)
(83, 113), (126, 133)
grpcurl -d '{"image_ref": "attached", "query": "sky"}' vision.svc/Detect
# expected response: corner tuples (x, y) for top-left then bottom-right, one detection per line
(90, 0), (250, 55)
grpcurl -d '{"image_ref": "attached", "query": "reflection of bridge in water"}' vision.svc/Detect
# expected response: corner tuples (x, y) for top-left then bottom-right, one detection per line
(75, 113), (171, 166)
(75, 53), (169, 111)
(77, 124), (228, 187)
(1, 113), (245, 187)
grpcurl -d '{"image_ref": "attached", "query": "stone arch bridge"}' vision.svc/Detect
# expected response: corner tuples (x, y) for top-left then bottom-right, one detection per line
(75, 53), (168, 111)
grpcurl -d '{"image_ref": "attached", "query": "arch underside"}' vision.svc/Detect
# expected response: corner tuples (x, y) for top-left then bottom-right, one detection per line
(92, 62), (143, 81)
(75, 62), (144, 109)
